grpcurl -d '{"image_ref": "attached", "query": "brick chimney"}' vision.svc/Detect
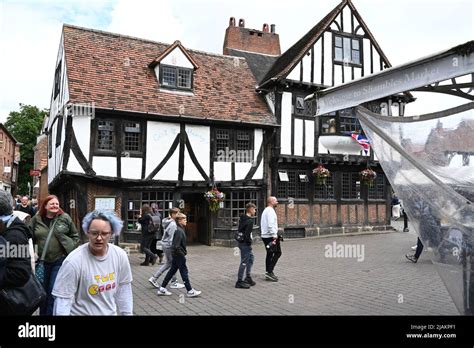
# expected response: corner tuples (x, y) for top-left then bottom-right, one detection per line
(223, 17), (281, 56)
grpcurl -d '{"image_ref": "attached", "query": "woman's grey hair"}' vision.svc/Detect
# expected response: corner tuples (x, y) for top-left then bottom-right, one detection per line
(0, 190), (14, 216)
(82, 210), (123, 236)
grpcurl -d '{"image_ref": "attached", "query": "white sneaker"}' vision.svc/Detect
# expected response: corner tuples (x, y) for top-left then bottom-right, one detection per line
(411, 245), (417, 251)
(148, 277), (160, 289)
(186, 289), (202, 297)
(170, 281), (185, 289)
(157, 287), (172, 296)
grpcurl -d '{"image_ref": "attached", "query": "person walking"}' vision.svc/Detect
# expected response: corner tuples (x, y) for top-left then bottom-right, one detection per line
(260, 196), (281, 282)
(138, 204), (157, 266)
(148, 207), (185, 289)
(52, 210), (133, 315)
(149, 203), (164, 264)
(30, 194), (80, 315)
(235, 203), (257, 289)
(406, 237), (424, 263)
(15, 196), (35, 217)
(157, 213), (201, 297)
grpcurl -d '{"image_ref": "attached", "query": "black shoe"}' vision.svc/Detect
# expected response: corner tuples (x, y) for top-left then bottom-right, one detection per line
(403, 228), (409, 232)
(265, 272), (278, 282)
(235, 280), (250, 289)
(151, 255), (157, 266)
(405, 254), (418, 263)
(140, 262), (150, 266)
(245, 276), (256, 286)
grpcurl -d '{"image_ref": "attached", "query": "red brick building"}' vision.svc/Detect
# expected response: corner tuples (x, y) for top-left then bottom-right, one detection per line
(0, 123), (20, 195)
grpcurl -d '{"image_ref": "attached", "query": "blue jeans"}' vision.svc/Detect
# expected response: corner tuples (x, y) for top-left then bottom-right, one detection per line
(39, 256), (65, 316)
(161, 254), (192, 291)
(237, 243), (254, 281)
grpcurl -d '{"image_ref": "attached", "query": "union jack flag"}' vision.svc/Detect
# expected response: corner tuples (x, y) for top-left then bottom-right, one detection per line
(350, 133), (370, 154)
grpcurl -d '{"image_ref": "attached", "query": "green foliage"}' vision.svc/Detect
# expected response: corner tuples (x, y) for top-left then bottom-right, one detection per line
(4, 104), (47, 195)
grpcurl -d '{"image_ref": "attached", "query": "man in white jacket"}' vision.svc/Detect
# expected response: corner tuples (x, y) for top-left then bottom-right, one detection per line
(260, 196), (281, 282)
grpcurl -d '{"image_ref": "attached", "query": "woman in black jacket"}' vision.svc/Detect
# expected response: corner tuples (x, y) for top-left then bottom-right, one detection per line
(138, 204), (157, 266)
(0, 190), (32, 314)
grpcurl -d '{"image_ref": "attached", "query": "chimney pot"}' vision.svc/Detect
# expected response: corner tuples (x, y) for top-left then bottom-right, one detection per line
(238, 18), (245, 27)
(263, 23), (269, 33)
(229, 17), (236, 27)
(270, 24), (276, 33)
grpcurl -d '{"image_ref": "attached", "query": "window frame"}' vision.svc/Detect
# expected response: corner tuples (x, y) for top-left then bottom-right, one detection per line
(277, 169), (308, 200)
(341, 172), (362, 200)
(122, 121), (143, 156)
(214, 128), (254, 163)
(320, 108), (362, 135)
(368, 173), (386, 201)
(94, 118), (117, 156)
(159, 64), (194, 91)
(333, 33), (363, 67)
(54, 61), (62, 99)
(216, 191), (259, 228)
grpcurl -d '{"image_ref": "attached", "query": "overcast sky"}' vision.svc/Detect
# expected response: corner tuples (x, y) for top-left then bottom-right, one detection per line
(0, 0), (472, 124)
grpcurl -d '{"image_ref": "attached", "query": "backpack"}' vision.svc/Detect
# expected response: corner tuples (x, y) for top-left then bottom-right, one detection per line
(148, 214), (162, 236)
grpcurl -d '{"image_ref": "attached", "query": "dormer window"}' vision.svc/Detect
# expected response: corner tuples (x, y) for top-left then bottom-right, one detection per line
(149, 40), (199, 94)
(334, 34), (362, 66)
(160, 65), (193, 90)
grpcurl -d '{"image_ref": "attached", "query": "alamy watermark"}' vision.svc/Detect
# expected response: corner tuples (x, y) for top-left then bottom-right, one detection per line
(216, 147), (256, 166)
(324, 241), (365, 262)
(58, 102), (95, 119)
(0, 241), (31, 259)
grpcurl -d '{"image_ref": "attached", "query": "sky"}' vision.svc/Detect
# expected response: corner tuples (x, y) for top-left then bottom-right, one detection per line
(0, 0), (472, 124)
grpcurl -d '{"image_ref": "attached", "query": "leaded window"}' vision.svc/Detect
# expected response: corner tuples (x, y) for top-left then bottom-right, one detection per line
(215, 129), (253, 162)
(97, 120), (115, 151)
(277, 170), (307, 199)
(314, 175), (335, 200)
(341, 172), (361, 199)
(126, 191), (173, 230)
(160, 65), (193, 90)
(216, 129), (230, 153)
(339, 108), (362, 133)
(334, 35), (361, 65)
(368, 174), (385, 200)
(217, 191), (259, 228)
(123, 122), (141, 153)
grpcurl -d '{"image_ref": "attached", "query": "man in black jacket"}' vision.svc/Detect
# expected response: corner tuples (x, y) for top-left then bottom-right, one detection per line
(235, 203), (257, 289)
(0, 189), (33, 314)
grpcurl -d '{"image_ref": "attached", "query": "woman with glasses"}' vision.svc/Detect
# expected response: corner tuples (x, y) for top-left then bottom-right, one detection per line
(52, 210), (133, 315)
(30, 194), (80, 315)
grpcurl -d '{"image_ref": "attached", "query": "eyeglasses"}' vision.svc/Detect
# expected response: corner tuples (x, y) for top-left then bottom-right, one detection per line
(88, 230), (112, 239)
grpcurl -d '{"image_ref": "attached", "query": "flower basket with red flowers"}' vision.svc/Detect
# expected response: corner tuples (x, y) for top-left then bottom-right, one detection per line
(312, 165), (331, 185)
(204, 188), (225, 212)
(359, 168), (377, 187)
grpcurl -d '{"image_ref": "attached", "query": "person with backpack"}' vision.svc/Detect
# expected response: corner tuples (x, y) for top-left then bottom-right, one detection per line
(138, 204), (158, 266)
(235, 203), (257, 289)
(149, 203), (164, 264)
(0, 189), (35, 314)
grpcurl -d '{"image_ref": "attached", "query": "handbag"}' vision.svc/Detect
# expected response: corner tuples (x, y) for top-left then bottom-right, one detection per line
(0, 273), (46, 315)
(35, 220), (58, 285)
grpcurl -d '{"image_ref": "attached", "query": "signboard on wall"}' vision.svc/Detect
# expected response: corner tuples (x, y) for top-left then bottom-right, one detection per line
(94, 197), (116, 212)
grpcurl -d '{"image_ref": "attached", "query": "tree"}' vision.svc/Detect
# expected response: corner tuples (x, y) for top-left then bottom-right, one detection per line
(4, 104), (47, 195)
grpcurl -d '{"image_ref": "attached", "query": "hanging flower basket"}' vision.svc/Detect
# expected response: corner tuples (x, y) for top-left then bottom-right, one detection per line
(313, 165), (331, 185)
(360, 168), (377, 187)
(204, 188), (225, 212)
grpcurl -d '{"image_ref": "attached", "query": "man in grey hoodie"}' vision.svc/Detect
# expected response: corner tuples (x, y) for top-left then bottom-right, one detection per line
(148, 208), (185, 289)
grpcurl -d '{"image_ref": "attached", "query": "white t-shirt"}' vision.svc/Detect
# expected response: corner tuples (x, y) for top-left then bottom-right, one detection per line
(52, 243), (133, 315)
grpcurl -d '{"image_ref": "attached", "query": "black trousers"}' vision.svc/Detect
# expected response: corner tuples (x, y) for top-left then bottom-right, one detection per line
(414, 237), (424, 259)
(261, 237), (282, 273)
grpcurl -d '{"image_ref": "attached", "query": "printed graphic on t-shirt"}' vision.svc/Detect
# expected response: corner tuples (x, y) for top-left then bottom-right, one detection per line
(88, 272), (117, 295)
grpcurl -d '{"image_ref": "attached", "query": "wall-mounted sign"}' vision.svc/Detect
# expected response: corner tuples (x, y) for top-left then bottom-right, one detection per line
(94, 197), (116, 212)
(29, 169), (40, 176)
(4, 166), (11, 174)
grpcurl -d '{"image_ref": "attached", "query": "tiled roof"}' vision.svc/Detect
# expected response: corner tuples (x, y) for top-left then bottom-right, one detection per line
(62, 25), (276, 126)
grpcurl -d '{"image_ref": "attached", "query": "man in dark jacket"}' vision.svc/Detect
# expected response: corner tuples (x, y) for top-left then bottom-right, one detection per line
(0, 190), (33, 314)
(235, 203), (257, 289)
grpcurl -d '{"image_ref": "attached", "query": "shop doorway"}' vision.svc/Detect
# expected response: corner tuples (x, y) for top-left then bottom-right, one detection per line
(182, 193), (210, 245)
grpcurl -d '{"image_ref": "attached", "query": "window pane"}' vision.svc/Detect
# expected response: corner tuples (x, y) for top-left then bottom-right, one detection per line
(162, 67), (176, 87)
(236, 131), (251, 162)
(123, 122), (141, 152)
(335, 36), (342, 47)
(216, 130), (230, 159)
(352, 39), (359, 50)
(352, 50), (360, 64)
(335, 47), (343, 61)
(97, 120), (114, 150)
(343, 37), (351, 62)
(178, 69), (192, 89)
(315, 175), (335, 199)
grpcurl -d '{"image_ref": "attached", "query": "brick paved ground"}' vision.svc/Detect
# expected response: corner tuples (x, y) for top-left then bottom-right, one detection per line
(129, 219), (459, 316)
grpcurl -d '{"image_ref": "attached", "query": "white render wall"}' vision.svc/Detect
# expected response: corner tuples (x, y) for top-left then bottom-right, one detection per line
(280, 92), (292, 155)
(184, 124), (210, 181)
(147, 121), (180, 180)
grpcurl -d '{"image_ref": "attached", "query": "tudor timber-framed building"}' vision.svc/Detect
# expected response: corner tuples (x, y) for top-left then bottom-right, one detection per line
(45, 0), (413, 244)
